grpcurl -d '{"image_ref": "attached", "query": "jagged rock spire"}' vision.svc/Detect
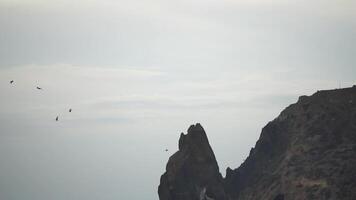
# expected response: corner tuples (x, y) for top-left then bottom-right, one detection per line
(158, 123), (227, 200)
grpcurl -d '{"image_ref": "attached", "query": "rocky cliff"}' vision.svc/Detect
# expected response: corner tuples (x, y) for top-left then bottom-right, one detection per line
(158, 86), (356, 200)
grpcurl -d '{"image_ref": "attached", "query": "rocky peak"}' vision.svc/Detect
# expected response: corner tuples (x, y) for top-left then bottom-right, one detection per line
(178, 124), (217, 164)
(158, 123), (227, 200)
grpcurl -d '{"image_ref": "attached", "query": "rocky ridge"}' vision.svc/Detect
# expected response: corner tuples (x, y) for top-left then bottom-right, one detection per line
(158, 86), (356, 200)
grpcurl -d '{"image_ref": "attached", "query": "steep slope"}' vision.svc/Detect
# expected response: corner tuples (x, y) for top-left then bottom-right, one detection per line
(225, 86), (356, 200)
(158, 86), (356, 200)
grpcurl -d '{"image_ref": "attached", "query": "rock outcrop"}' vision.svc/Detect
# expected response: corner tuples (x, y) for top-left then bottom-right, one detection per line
(158, 123), (227, 200)
(158, 86), (356, 200)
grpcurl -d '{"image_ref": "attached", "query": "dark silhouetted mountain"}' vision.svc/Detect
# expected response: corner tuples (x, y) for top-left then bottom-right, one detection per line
(158, 86), (356, 200)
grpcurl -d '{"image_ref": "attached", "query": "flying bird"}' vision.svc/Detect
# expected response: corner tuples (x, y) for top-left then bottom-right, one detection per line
(69, 108), (72, 112)
(55, 116), (59, 121)
(36, 86), (42, 90)
(10, 80), (14, 84)
(165, 149), (168, 152)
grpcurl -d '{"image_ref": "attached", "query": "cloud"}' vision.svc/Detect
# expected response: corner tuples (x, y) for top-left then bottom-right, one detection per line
(1, 0), (354, 70)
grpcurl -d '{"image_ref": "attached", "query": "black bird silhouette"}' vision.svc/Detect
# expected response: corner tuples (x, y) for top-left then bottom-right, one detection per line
(165, 149), (168, 152)
(36, 86), (42, 90)
(55, 116), (59, 121)
(10, 80), (14, 84)
(69, 108), (72, 112)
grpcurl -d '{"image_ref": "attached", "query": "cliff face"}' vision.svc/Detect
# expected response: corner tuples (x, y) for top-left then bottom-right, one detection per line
(225, 86), (356, 200)
(158, 86), (356, 200)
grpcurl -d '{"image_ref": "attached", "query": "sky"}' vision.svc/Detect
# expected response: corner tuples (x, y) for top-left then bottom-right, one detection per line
(0, 0), (355, 199)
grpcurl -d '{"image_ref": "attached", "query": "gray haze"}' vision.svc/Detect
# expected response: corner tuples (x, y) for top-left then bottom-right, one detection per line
(0, 0), (355, 199)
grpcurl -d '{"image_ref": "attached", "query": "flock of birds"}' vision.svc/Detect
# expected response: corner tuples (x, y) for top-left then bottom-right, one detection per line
(9, 79), (170, 152)
(10, 80), (72, 122)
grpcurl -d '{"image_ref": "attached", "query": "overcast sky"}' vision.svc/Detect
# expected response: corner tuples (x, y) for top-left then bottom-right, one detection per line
(0, 0), (355, 200)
